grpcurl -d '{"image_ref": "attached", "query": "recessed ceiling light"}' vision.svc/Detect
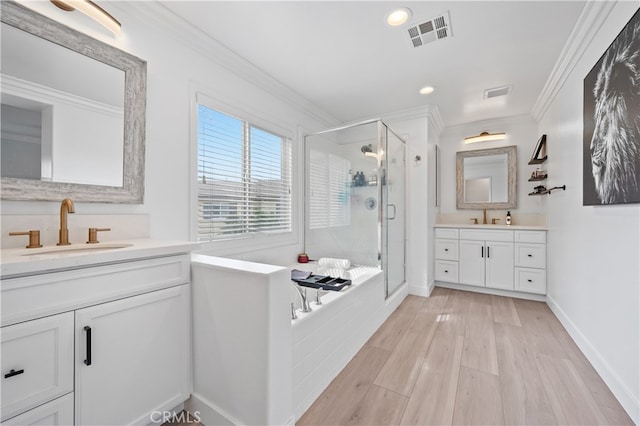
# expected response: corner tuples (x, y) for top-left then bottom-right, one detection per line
(386, 7), (412, 27)
(419, 86), (435, 95)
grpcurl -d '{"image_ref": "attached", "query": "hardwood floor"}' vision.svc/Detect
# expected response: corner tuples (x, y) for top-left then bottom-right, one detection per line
(297, 288), (634, 426)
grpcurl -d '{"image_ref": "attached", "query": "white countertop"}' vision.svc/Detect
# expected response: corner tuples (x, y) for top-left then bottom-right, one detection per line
(1, 239), (201, 279)
(435, 224), (548, 231)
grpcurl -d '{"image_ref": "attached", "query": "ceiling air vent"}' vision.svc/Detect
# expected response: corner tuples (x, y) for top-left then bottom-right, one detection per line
(407, 11), (452, 48)
(484, 85), (512, 99)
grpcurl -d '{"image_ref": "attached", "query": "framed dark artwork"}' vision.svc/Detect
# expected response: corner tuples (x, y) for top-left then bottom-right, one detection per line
(583, 8), (640, 206)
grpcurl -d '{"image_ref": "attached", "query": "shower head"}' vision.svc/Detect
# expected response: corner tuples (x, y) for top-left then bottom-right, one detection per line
(361, 144), (378, 159)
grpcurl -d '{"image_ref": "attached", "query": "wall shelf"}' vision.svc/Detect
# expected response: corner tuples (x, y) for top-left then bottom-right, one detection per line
(528, 156), (548, 165)
(528, 185), (566, 196)
(528, 176), (548, 182)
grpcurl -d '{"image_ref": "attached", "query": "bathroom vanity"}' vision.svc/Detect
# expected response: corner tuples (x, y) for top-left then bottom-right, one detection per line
(434, 225), (547, 297)
(0, 240), (199, 425)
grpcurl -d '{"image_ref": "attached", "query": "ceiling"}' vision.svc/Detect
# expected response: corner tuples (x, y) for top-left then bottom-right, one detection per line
(160, 1), (586, 128)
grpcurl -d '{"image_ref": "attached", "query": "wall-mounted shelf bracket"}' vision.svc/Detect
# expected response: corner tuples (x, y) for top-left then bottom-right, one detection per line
(528, 185), (566, 196)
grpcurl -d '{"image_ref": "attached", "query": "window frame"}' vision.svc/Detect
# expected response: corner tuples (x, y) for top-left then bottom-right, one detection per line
(190, 90), (300, 255)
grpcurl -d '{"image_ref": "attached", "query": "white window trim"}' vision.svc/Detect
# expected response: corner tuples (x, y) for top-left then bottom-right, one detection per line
(189, 87), (301, 255)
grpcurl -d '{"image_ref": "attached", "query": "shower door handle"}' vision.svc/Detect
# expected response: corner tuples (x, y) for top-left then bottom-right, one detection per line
(387, 204), (397, 220)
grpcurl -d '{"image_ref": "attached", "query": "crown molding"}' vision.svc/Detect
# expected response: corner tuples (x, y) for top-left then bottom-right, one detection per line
(427, 106), (445, 136)
(374, 104), (444, 135)
(110, 2), (340, 129)
(440, 113), (535, 137)
(531, 1), (617, 121)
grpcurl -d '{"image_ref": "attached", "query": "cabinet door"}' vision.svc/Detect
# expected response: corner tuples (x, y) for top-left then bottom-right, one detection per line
(485, 241), (514, 290)
(75, 285), (190, 426)
(458, 240), (485, 287)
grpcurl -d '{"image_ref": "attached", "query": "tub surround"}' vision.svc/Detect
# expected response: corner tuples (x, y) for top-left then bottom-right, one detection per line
(189, 254), (292, 426)
(292, 265), (401, 420)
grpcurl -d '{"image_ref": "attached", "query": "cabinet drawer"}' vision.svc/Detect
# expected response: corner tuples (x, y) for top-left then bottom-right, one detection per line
(515, 268), (547, 294)
(515, 231), (546, 244)
(2, 254), (190, 327)
(435, 239), (458, 261)
(515, 243), (546, 269)
(435, 260), (458, 283)
(435, 228), (459, 239)
(459, 229), (513, 242)
(2, 393), (74, 426)
(1, 312), (74, 421)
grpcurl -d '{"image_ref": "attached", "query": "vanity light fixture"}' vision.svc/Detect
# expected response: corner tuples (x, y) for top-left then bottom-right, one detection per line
(386, 7), (412, 27)
(464, 131), (506, 144)
(51, 0), (121, 35)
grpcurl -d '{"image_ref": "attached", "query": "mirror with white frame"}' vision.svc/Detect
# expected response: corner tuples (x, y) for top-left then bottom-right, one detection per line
(456, 145), (517, 209)
(0, 1), (146, 203)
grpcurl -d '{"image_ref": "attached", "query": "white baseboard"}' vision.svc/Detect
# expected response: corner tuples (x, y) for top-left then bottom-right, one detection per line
(546, 295), (639, 425)
(409, 282), (431, 297)
(185, 393), (241, 426)
(435, 281), (546, 301)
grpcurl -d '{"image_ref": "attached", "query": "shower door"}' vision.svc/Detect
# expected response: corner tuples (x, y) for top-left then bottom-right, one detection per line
(380, 123), (406, 297)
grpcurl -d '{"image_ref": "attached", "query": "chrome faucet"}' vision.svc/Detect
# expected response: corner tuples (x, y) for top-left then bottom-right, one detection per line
(58, 198), (75, 246)
(292, 282), (312, 313)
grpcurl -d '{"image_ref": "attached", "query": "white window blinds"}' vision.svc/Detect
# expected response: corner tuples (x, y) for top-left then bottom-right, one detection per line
(308, 149), (351, 229)
(197, 105), (292, 241)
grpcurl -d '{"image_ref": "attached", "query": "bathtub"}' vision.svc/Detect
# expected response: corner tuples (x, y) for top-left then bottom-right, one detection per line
(290, 262), (404, 419)
(290, 263), (380, 311)
(188, 255), (407, 425)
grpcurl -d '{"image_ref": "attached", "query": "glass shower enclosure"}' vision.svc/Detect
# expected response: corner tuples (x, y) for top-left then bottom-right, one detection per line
(303, 119), (406, 298)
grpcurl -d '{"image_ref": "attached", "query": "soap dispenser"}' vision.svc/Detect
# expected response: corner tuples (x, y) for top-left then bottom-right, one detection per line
(506, 211), (512, 226)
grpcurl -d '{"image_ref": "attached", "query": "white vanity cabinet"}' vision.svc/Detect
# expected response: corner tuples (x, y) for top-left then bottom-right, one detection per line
(434, 226), (547, 297)
(459, 229), (514, 290)
(1, 242), (196, 426)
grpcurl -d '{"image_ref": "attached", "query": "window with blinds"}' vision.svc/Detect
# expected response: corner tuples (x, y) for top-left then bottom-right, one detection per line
(308, 149), (351, 229)
(197, 105), (292, 242)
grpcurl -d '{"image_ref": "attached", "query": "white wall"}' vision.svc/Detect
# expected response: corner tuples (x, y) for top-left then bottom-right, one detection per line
(0, 3), (335, 264)
(537, 3), (639, 422)
(383, 113), (432, 296)
(438, 114), (547, 224)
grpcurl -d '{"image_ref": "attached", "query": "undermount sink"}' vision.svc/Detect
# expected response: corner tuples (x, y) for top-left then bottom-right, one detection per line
(21, 243), (133, 256)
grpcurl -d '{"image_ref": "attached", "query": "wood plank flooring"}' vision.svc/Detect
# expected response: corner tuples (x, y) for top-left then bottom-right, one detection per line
(297, 288), (634, 426)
